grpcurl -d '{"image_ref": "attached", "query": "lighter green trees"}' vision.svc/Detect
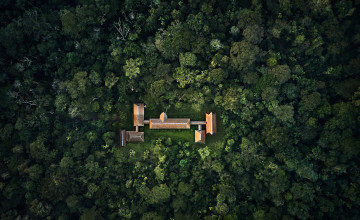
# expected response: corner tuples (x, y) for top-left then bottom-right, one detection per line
(209, 68), (228, 85)
(268, 65), (291, 84)
(272, 104), (294, 123)
(215, 87), (241, 112)
(179, 52), (197, 67)
(104, 72), (119, 89)
(65, 71), (89, 99)
(138, 184), (171, 204)
(123, 58), (144, 79)
(173, 66), (199, 88)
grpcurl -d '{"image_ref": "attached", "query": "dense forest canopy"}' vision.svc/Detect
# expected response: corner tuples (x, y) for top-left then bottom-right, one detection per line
(0, 0), (360, 219)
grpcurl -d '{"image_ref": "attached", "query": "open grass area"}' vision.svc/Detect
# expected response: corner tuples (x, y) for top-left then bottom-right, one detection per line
(120, 103), (225, 152)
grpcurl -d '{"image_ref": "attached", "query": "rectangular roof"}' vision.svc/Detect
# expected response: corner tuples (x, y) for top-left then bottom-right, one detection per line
(134, 103), (144, 126)
(206, 112), (217, 134)
(195, 130), (206, 144)
(126, 131), (144, 142)
(149, 118), (190, 129)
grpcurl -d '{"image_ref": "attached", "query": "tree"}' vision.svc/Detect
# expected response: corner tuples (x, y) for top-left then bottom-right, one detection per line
(230, 41), (261, 71)
(155, 22), (191, 60)
(25, 164), (43, 180)
(173, 66), (198, 88)
(29, 199), (51, 217)
(209, 68), (228, 85)
(179, 52), (197, 67)
(66, 195), (79, 213)
(29, 136), (56, 162)
(215, 87), (241, 112)
(268, 65), (291, 84)
(149, 184), (171, 204)
(60, 156), (74, 169)
(65, 71), (89, 99)
(198, 146), (210, 160)
(272, 104), (294, 123)
(104, 72), (119, 89)
(154, 165), (165, 181)
(178, 182), (192, 196)
(60, 9), (79, 37)
(123, 58), (143, 79)
(261, 87), (278, 102)
(299, 92), (321, 112)
(243, 25), (264, 44)
(186, 13), (204, 33)
(72, 140), (90, 157)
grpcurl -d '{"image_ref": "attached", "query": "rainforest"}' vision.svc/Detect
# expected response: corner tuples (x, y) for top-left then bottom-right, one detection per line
(0, 0), (360, 219)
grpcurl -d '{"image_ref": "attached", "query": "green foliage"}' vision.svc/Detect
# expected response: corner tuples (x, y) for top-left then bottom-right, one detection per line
(209, 68), (228, 85)
(29, 199), (51, 217)
(230, 40), (261, 70)
(1, 1), (360, 219)
(198, 146), (210, 160)
(60, 10), (79, 38)
(179, 52), (197, 67)
(149, 184), (171, 204)
(72, 140), (90, 157)
(178, 182), (192, 196)
(25, 164), (43, 180)
(155, 22), (191, 60)
(89, 70), (102, 85)
(154, 165), (165, 181)
(210, 39), (223, 51)
(55, 94), (69, 112)
(60, 156), (74, 169)
(215, 87), (240, 111)
(261, 86), (278, 102)
(299, 92), (321, 112)
(65, 71), (89, 99)
(29, 136), (56, 162)
(268, 65), (291, 84)
(243, 24), (264, 44)
(104, 72), (119, 89)
(272, 104), (294, 123)
(123, 58), (144, 79)
(173, 66), (198, 88)
(266, 57), (277, 67)
(186, 13), (204, 33)
(66, 196), (79, 213)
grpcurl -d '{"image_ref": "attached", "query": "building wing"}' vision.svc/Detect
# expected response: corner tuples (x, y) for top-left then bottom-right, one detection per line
(206, 112), (217, 134)
(195, 130), (206, 144)
(149, 118), (191, 129)
(134, 103), (144, 126)
(126, 131), (145, 142)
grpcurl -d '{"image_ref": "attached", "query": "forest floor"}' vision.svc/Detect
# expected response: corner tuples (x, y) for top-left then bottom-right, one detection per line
(122, 104), (225, 153)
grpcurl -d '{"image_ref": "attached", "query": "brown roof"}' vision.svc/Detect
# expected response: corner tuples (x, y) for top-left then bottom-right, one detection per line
(149, 118), (191, 129)
(120, 130), (126, 147)
(195, 130), (206, 144)
(206, 112), (217, 134)
(126, 131), (144, 142)
(134, 103), (144, 126)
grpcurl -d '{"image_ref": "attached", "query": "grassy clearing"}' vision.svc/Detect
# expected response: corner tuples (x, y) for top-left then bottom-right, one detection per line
(120, 103), (225, 152)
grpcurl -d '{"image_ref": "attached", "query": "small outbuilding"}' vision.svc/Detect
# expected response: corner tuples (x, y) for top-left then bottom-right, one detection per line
(195, 130), (206, 144)
(126, 131), (145, 142)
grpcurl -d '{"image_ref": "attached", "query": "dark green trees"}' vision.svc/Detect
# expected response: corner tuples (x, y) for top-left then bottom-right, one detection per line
(0, 0), (359, 219)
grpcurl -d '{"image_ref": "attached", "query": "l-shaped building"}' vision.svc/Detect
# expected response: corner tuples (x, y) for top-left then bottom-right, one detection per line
(120, 103), (217, 146)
